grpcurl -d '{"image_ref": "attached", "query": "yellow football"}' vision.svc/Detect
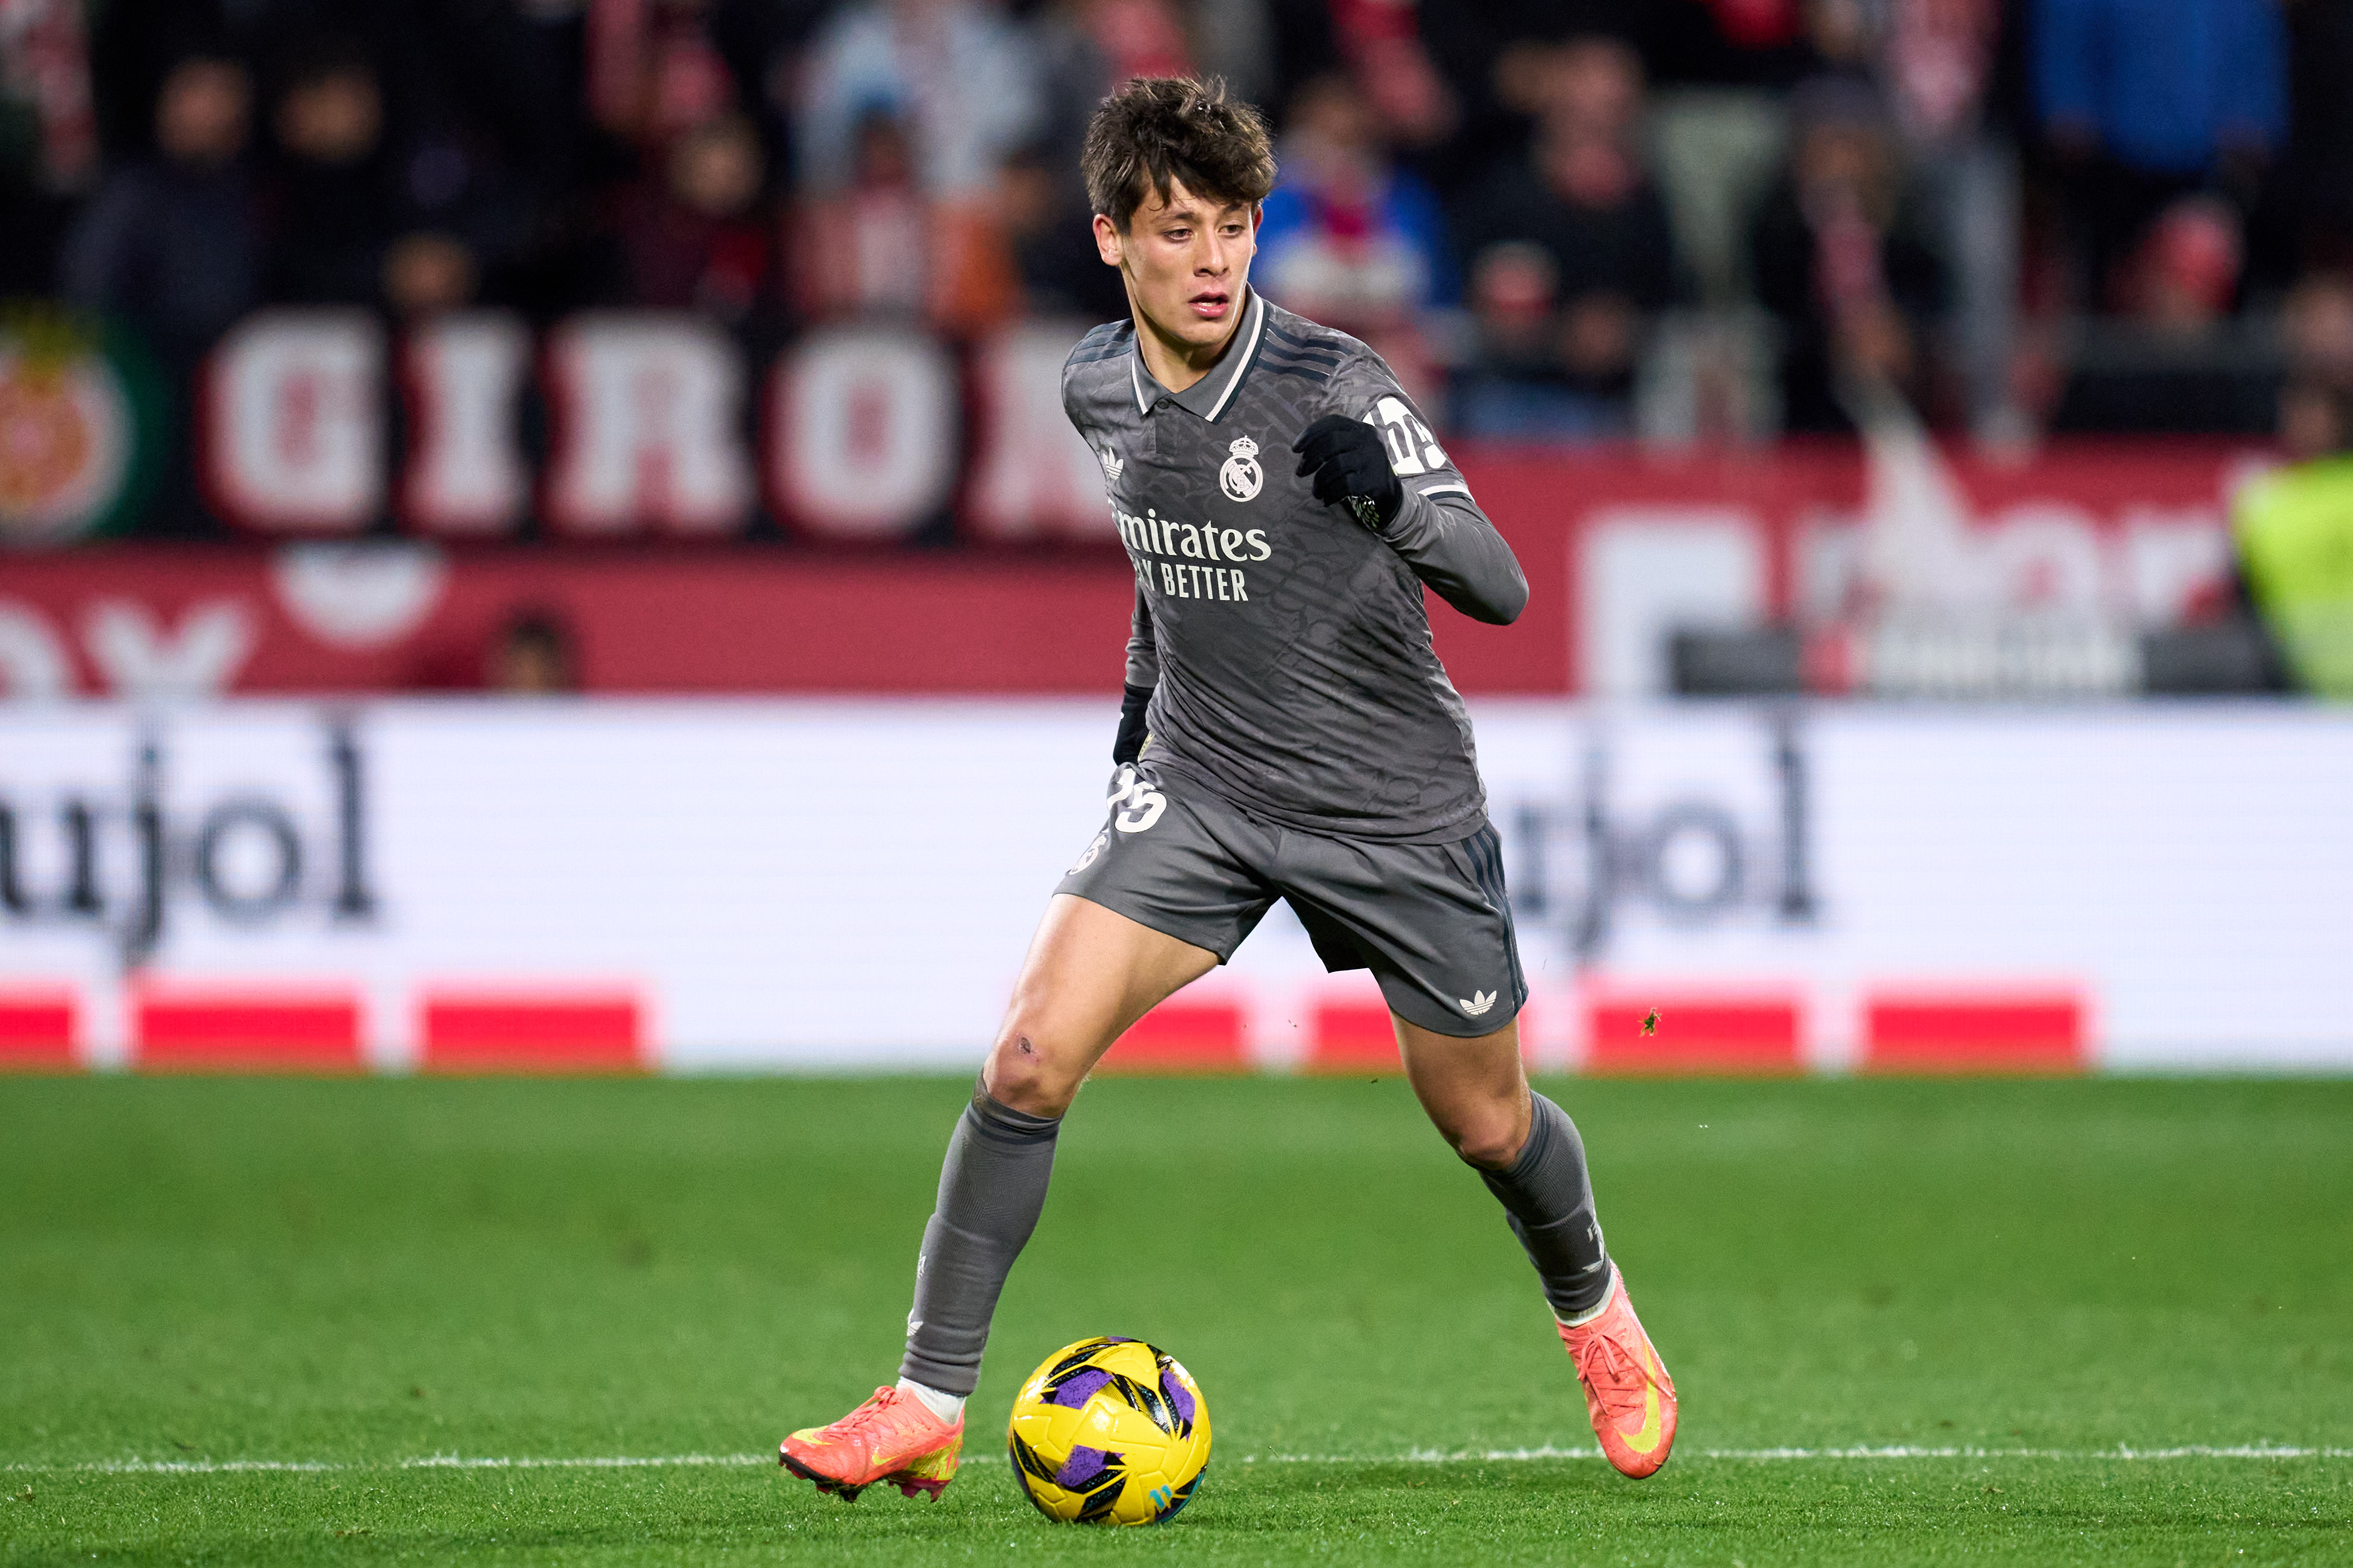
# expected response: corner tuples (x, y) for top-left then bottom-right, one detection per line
(1006, 1336), (1210, 1524)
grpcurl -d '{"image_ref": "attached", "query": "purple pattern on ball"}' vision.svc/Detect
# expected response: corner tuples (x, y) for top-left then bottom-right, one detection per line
(1054, 1446), (1110, 1487)
(1160, 1371), (1196, 1426)
(1051, 1369), (1112, 1408)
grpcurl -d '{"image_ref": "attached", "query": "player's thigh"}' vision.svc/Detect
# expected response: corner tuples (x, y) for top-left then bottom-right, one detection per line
(987, 766), (1276, 1115)
(984, 895), (1218, 1115)
(1394, 1014), (1532, 1170)
(1272, 824), (1532, 1162)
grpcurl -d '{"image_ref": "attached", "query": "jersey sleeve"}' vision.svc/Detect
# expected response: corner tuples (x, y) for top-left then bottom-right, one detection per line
(1321, 352), (1529, 626)
(1125, 580), (1161, 689)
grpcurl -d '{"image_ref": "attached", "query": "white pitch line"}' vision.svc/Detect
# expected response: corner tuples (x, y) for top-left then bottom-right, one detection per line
(1373, 1444), (2353, 1464)
(9, 1444), (2348, 1477)
(4, 1454), (772, 1476)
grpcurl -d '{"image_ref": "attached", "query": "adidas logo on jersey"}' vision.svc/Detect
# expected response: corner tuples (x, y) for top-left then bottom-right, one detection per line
(1098, 447), (1124, 494)
(1459, 990), (1497, 1017)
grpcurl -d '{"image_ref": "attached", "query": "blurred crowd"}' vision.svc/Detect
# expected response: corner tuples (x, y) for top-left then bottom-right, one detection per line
(8, 0), (2353, 451)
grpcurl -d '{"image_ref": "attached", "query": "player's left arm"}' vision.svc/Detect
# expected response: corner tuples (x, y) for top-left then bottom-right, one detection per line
(1292, 359), (1528, 625)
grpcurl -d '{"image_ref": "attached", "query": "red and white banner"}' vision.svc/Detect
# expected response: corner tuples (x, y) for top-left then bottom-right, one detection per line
(0, 440), (2265, 701)
(3, 700), (2348, 1075)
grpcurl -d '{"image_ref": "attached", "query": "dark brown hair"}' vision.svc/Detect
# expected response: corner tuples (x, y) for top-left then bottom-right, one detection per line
(1081, 76), (1276, 230)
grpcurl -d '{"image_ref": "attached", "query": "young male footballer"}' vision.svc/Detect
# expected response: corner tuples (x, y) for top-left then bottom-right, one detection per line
(781, 76), (1676, 1500)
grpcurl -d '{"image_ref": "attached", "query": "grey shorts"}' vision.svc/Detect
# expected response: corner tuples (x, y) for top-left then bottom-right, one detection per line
(1058, 762), (1528, 1038)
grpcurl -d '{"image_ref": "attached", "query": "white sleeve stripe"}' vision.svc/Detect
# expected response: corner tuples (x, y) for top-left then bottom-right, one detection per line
(1417, 481), (1471, 498)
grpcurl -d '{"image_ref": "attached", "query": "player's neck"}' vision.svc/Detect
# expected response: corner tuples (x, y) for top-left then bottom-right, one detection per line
(1131, 286), (1251, 395)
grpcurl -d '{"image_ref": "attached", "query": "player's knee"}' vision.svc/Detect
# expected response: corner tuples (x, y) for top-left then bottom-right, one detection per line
(981, 1028), (1082, 1118)
(1443, 1109), (1527, 1171)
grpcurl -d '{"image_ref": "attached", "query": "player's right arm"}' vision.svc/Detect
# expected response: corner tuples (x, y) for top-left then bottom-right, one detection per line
(1063, 322), (1159, 764)
(1115, 585), (1157, 764)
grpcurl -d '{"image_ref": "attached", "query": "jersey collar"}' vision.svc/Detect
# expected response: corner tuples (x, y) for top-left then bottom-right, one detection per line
(1129, 288), (1266, 423)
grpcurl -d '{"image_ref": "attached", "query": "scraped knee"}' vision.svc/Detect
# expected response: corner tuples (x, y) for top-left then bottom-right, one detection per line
(981, 1023), (1083, 1118)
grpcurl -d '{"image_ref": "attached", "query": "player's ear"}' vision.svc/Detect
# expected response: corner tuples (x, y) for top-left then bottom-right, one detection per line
(1093, 213), (1125, 269)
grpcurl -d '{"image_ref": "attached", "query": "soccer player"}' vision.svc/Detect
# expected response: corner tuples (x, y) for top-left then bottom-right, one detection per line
(781, 77), (1676, 1501)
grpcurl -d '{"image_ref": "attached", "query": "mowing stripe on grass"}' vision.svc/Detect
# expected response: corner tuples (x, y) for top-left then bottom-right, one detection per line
(10, 1444), (2348, 1477)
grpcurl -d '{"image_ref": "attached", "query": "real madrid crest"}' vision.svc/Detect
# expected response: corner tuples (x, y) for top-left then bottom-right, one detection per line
(1219, 435), (1263, 503)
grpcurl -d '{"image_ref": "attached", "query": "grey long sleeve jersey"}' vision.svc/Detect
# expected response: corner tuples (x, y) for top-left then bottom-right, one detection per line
(1062, 290), (1527, 844)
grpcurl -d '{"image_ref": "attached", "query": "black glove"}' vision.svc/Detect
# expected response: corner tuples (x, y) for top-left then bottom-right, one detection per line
(1292, 413), (1402, 529)
(1112, 682), (1153, 764)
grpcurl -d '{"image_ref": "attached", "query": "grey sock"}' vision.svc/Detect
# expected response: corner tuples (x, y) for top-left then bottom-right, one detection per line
(1478, 1093), (1612, 1319)
(898, 1082), (1060, 1398)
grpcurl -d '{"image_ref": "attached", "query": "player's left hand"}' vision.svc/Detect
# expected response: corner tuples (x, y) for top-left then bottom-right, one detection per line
(1293, 415), (1402, 529)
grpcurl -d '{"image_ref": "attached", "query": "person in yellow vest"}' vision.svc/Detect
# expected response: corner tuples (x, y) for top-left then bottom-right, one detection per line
(2232, 377), (2353, 697)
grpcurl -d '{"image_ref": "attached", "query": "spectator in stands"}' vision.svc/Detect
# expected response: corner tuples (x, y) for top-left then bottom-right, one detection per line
(609, 112), (775, 323)
(1256, 72), (1453, 393)
(795, 0), (1039, 205)
(994, 0), (1154, 323)
(2284, 271), (2353, 389)
(586, 0), (740, 156)
(262, 37), (495, 319)
(2033, 0), (2286, 313)
(2229, 368), (2353, 695)
(1804, 0), (2017, 436)
(489, 608), (580, 694)
(1, 0), (98, 296)
(262, 39), (402, 304)
(1749, 77), (1947, 432)
(1323, 0), (1458, 154)
(793, 106), (930, 319)
(59, 41), (258, 538)
(60, 48), (260, 358)
(2046, 196), (2280, 435)
(793, 0), (1039, 332)
(1449, 35), (1682, 437)
(2120, 196), (2244, 334)
(382, 232), (481, 320)
(1001, 133), (1131, 322)
(2261, 272), (2353, 456)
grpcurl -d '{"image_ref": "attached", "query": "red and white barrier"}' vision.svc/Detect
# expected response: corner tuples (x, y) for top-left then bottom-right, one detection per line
(2, 700), (2347, 1075)
(0, 439), (2261, 703)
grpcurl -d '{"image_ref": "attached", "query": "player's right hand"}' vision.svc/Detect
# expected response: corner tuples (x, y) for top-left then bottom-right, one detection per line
(1113, 682), (1153, 764)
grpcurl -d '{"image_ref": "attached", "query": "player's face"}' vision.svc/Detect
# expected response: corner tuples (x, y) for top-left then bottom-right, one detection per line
(1095, 180), (1259, 362)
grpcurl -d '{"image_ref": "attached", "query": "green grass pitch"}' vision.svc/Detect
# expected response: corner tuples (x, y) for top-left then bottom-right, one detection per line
(4, 1073), (2349, 1565)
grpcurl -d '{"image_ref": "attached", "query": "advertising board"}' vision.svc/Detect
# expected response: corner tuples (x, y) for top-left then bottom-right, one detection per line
(3, 701), (2347, 1075)
(0, 434), (2259, 703)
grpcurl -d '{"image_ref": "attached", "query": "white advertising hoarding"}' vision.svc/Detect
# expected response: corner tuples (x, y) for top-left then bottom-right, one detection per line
(2, 700), (2349, 1072)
